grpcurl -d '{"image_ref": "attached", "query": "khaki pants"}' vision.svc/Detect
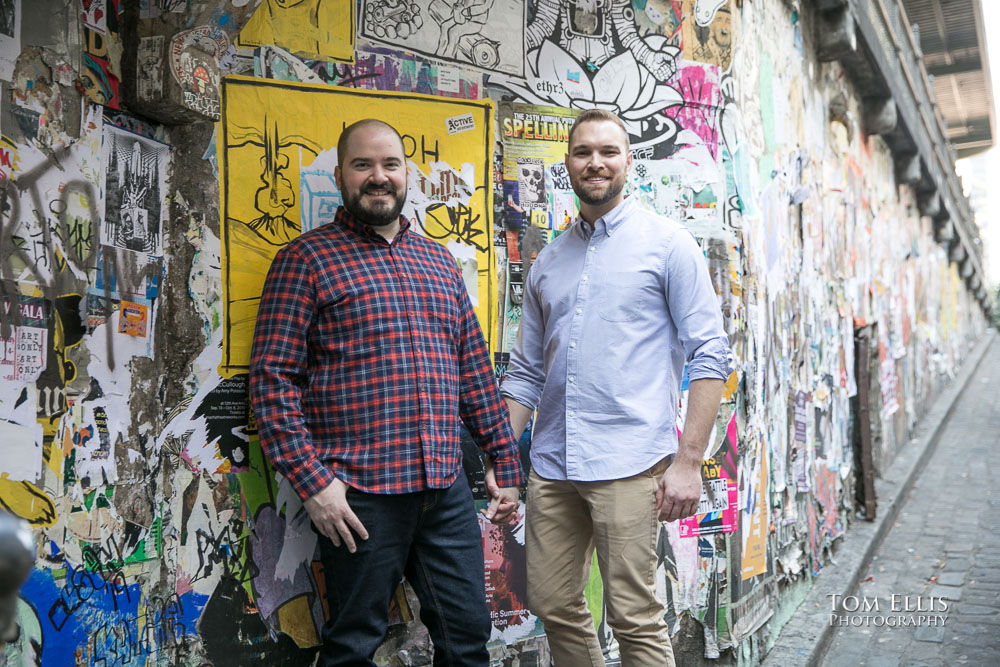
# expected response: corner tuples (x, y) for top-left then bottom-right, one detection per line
(526, 462), (674, 667)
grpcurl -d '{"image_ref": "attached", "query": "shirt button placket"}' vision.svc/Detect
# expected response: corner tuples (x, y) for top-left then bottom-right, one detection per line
(411, 273), (429, 439)
(395, 244), (432, 478)
(566, 232), (598, 477)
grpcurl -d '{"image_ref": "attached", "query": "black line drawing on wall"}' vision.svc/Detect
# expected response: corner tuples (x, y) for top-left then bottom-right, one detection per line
(361, 0), (525, 76)
(227, 117), (322, 246)
(490, 0), (684, 157)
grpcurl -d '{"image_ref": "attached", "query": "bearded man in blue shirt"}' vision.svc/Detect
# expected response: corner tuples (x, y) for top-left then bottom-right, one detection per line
(498, 110), (733, 666)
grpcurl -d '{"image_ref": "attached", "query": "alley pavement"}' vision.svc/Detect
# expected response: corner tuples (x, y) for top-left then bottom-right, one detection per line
(821, 337), (1000, 666)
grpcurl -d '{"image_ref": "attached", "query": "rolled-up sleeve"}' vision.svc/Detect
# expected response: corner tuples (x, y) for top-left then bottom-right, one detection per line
(665, 230), (733, 381)
(500, 264), (547, 410)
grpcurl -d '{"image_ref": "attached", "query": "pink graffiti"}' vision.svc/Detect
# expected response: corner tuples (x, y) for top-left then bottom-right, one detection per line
(665, 63), (721, 159)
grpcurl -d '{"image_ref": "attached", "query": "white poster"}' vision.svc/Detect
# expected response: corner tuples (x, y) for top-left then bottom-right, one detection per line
(1, 295), (48, 383)
(100, 125), (169, 256)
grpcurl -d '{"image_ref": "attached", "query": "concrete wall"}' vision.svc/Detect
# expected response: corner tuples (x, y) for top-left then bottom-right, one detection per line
(0, 0), (986, 665)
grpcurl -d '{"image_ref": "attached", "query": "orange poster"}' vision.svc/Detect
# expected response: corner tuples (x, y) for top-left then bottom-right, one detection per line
(118, 300), (149, 337)
(741, 434), (769, 580)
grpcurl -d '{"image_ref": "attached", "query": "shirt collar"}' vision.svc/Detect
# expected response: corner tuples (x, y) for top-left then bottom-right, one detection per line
(334, 205), (410, 244)
(575, 196), (634, 239)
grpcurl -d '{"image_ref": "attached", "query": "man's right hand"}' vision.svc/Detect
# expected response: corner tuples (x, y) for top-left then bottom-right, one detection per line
(481, 459), (520, 524)
(304, 478), (369, 553)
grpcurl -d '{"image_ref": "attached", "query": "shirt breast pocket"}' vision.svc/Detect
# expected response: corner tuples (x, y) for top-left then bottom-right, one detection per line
(597, 271), (654, 323)
(422, 276), (461, 336)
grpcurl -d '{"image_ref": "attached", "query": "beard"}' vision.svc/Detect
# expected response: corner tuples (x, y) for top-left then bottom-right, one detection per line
(571, 170), (626, 207)
(343, 183), (406, 227)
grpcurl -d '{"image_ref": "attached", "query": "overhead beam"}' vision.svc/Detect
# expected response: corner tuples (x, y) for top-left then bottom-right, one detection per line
(926, 55), (982, 77)
(951, 128), (994, 146)
(946, 116), (993, 134)
(956, 140), (996, 159)
(929, 0), (953, 67)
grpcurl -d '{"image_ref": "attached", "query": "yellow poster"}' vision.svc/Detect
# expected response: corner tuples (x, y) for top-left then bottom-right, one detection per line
(237, 0), (355, 63)
(219, 75), (496, 376)
(741, 433), (769, 580)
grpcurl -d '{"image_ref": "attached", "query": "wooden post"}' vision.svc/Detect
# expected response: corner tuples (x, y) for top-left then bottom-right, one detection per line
(854, 327), (877, 520)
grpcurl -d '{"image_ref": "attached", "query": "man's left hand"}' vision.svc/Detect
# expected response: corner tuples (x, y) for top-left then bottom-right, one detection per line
(656, 458), (702, 522)
(482, 460), (520, 524)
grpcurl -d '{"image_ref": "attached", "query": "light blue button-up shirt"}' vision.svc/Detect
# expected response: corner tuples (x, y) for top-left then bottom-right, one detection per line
(501, 196), (732, 481)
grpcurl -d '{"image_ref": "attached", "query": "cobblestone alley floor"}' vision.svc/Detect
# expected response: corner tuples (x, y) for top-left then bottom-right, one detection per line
(821, 339), (1000, 666)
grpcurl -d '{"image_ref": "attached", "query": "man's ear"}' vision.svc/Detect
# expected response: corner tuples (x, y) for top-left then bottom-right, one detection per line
(334, 165), (342, 190)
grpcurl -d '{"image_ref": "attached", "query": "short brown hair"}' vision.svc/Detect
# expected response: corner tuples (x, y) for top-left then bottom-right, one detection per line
(337, 119), (405, 167)
(567, 110), (630, 149)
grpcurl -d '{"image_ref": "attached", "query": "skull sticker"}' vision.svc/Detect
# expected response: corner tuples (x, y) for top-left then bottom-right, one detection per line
(517, 157), (547, 209)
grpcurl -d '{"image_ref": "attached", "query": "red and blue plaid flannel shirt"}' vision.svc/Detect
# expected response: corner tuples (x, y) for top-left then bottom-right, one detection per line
(250, 207), (524, 500)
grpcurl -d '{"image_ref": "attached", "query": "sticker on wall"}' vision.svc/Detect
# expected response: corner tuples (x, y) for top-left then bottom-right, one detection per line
(446, 112), (476, 135)
(117, 299), (149, 337)
(515, 157), (546, 210)
(169, 26), (229, 119)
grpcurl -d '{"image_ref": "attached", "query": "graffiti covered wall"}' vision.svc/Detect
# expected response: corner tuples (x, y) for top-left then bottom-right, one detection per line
(0, 0), (987, 665)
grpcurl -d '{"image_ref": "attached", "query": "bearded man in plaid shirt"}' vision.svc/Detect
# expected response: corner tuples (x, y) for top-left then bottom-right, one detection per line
(250, 119), (524, 666)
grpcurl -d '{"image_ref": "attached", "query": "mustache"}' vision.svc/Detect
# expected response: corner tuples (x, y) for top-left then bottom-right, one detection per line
(363, 182), (397, 193)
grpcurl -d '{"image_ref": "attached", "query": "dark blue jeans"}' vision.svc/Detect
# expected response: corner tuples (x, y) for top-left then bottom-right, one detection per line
(315, 473), (491, 666)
